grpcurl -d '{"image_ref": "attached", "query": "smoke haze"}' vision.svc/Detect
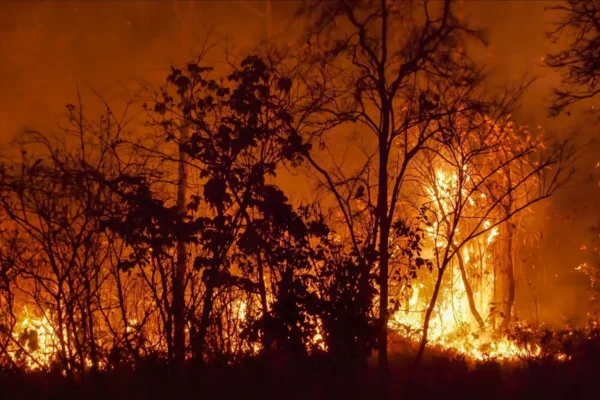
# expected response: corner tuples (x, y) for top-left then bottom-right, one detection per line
(1, 0), (598, 326)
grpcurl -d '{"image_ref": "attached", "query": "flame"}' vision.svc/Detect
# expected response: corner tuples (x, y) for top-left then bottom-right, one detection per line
(388, 167), (540, 360)
(13, 307), (60, 369)
(6, 166), (553, 367)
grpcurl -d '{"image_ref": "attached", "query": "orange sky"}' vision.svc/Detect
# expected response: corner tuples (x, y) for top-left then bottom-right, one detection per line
(0, 0), (598, 325)
(0, 1), (574, 136)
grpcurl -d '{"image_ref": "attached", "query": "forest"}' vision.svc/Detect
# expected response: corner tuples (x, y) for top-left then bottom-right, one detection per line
(0, 1), (599, 399)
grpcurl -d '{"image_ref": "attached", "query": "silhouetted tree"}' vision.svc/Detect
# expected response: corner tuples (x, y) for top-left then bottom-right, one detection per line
(101, 55), (313, 365)
(0, 100), (138, 377)
(546, 0), (600, 115)
(409, 95), (575, 377)
(298, 0), (487, 384)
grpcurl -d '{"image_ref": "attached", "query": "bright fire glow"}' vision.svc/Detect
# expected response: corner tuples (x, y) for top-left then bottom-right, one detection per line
(389, 168), (540, 360)
(6, 167), (552, 368)
(13, 307), (60, 369)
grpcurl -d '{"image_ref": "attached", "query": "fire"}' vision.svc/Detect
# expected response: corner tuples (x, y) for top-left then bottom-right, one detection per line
(13, 307), (60, 369)
(3, 165), (555, 368)
(388, 167), (541, 360)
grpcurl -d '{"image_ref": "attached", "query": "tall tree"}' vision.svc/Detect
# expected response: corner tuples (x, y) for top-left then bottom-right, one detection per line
(136, 54), (311, 363)
(0, 101), (135, 376)
(173, 95), (189, 368)
(409, 101), (574, 376)
(298, 0), (486, 382)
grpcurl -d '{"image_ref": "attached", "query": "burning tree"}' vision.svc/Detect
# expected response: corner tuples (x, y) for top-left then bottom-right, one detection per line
(0, 2), (584, 391)
(101, 54), (316, 365)
(293, 0), (576, 383)
(405, 103), (573, 368)
(0, 101), (143, 376)
(295, 0), (496, 379)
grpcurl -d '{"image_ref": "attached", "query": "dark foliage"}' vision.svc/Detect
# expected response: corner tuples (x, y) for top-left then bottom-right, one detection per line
(546, 0), (600, 115)
(1, 335), (599, 400)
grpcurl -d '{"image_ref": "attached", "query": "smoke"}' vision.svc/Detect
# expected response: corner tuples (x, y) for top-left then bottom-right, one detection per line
(0, 1), (294, 140)
(1, 0), (598, 326)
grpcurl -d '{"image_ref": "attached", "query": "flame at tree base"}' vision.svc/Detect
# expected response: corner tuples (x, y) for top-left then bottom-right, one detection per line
(388, 316), (541, 362)
(382, 167), (543, 362)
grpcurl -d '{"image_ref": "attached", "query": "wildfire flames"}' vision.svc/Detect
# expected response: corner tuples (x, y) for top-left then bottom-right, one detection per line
(2, 3), (600, 395)
(4, 167), (547, 371)
(387, 168), (540, 361)
(14, 307), (59, 369)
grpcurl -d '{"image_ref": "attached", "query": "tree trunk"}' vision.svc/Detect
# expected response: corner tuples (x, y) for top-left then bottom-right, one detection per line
(193, 203), (223, 364)
(85, 277), (99, 376)
(173, 103), (189, 368)
(416, 267), (444, 362)
(377, 2), (390, 391)
(256, 251), (271, 354)
(194, 279), (215, 365)
(499, 166), (515, 332)
(377, 209), (390, 388)
(454, 246), (485, 330)
(500, 215), (515, 331)
(376, 109), (390, 395)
